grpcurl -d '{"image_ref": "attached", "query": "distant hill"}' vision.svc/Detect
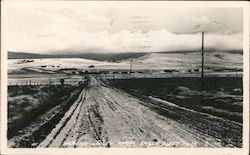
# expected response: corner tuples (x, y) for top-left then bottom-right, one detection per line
(8, 49), (242, 62)
(78, 53), (149, 62)
(8, 50), (243, 71)
(8, 52), (50, 59)
(8, 51), (148, 62)
(124, 49), (243, 70)
(159, 49), (243, 54)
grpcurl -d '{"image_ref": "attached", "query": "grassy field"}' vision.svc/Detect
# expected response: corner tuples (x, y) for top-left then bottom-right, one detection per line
(109, 77), (243, 123)
(8, 84), (84, 147)
(7, 76), (243, 147)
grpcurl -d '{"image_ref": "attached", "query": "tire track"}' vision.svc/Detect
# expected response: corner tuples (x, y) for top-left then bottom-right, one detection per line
(99, 85), (215, 147)
(59, 87), (89, 147)
(39, 76), (228, 148)
(38, 88), (87, 147)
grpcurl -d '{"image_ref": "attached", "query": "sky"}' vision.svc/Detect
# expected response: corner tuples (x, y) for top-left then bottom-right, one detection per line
(5, 3), (243, 54)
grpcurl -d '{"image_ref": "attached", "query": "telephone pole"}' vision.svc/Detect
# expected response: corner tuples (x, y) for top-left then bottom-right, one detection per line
(201, 32), (204, 78)
(129, 58), (133, 77)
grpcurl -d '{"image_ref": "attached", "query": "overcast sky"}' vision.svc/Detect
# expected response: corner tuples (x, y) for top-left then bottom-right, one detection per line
(5, 3), (243, 54)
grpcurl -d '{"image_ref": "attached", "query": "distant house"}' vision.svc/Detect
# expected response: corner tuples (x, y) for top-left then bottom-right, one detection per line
(122, 71), (129, 74)
(59, 68), (78, 74)
(214, 68), (223, 72)
(88, 65), (95, 68)
(59, 68), (77, 71)
(84, 70), (90, 74)
(101, 70), (109, 74)
(164, 69), (177, 73)
(193, 69), (199, 72)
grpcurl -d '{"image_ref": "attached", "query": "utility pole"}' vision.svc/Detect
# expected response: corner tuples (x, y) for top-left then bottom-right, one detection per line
(129, 58), (133, 77)
(49, 77), (51, 86)
(201, 32), (204, 78)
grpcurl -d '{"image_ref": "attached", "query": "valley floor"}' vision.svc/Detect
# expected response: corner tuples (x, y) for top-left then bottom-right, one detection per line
(38, 76), (225, 148)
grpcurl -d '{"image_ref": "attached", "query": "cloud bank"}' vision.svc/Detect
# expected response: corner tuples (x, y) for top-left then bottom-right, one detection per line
(5, 5), (243, 54)
(7, 29), (243, 54)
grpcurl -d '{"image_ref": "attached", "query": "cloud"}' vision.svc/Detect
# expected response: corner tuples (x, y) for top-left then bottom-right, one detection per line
(7, 28), (243, 53)
(5, 6), (243, 54)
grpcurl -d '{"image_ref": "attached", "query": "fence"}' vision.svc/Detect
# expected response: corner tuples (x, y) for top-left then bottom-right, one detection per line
(8, 79), (86, 86)
(8, 72), (242, 85)
(102, 72), (243, 80)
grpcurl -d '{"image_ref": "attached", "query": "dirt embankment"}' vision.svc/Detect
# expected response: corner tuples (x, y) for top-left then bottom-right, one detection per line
(8, 84), (86, 148)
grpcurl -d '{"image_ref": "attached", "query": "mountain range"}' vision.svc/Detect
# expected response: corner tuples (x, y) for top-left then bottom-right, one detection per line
(8, 49), (242, 62)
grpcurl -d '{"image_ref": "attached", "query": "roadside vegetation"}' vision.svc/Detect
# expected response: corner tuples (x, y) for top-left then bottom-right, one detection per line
(8, 84), (84, 147)
(109, 77), (243, 147)
(109, 77), (243, 123)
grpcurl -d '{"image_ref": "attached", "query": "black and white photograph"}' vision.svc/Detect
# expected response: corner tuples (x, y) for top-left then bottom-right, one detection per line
(1, 1), (249, 155)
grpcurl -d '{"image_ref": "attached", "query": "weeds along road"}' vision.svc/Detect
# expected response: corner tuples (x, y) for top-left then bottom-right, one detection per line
(38, 75), (223, 148)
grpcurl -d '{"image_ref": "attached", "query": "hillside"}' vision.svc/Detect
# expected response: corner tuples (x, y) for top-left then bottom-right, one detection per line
(121, 50), (243, 70)
(8, 51), (148, 62)
(8, 50), (243, 72)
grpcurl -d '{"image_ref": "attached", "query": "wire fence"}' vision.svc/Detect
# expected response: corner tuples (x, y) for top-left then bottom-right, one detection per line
(8, 79), (86, 86)
(8, 72), (242, 86)
(102, 72), (243, 79)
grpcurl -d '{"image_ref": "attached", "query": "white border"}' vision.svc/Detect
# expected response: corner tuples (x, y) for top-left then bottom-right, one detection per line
(1, 1), (249, 155)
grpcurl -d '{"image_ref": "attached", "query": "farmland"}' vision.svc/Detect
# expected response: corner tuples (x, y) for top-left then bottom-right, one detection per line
(109, 77), (243, 123)
(6, 50), (244, 148)
(109, 77), (243, 147)
(7, 75), (243, 148)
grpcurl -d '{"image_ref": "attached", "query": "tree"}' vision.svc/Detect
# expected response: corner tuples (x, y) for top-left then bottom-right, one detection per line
(60, 79), (65, 85)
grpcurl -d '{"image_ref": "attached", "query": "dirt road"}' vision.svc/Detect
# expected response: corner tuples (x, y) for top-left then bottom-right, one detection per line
(38, 76), (223, 148)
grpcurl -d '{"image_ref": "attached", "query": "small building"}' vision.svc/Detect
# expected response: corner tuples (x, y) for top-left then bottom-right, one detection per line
(88, 65), (95, 68)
